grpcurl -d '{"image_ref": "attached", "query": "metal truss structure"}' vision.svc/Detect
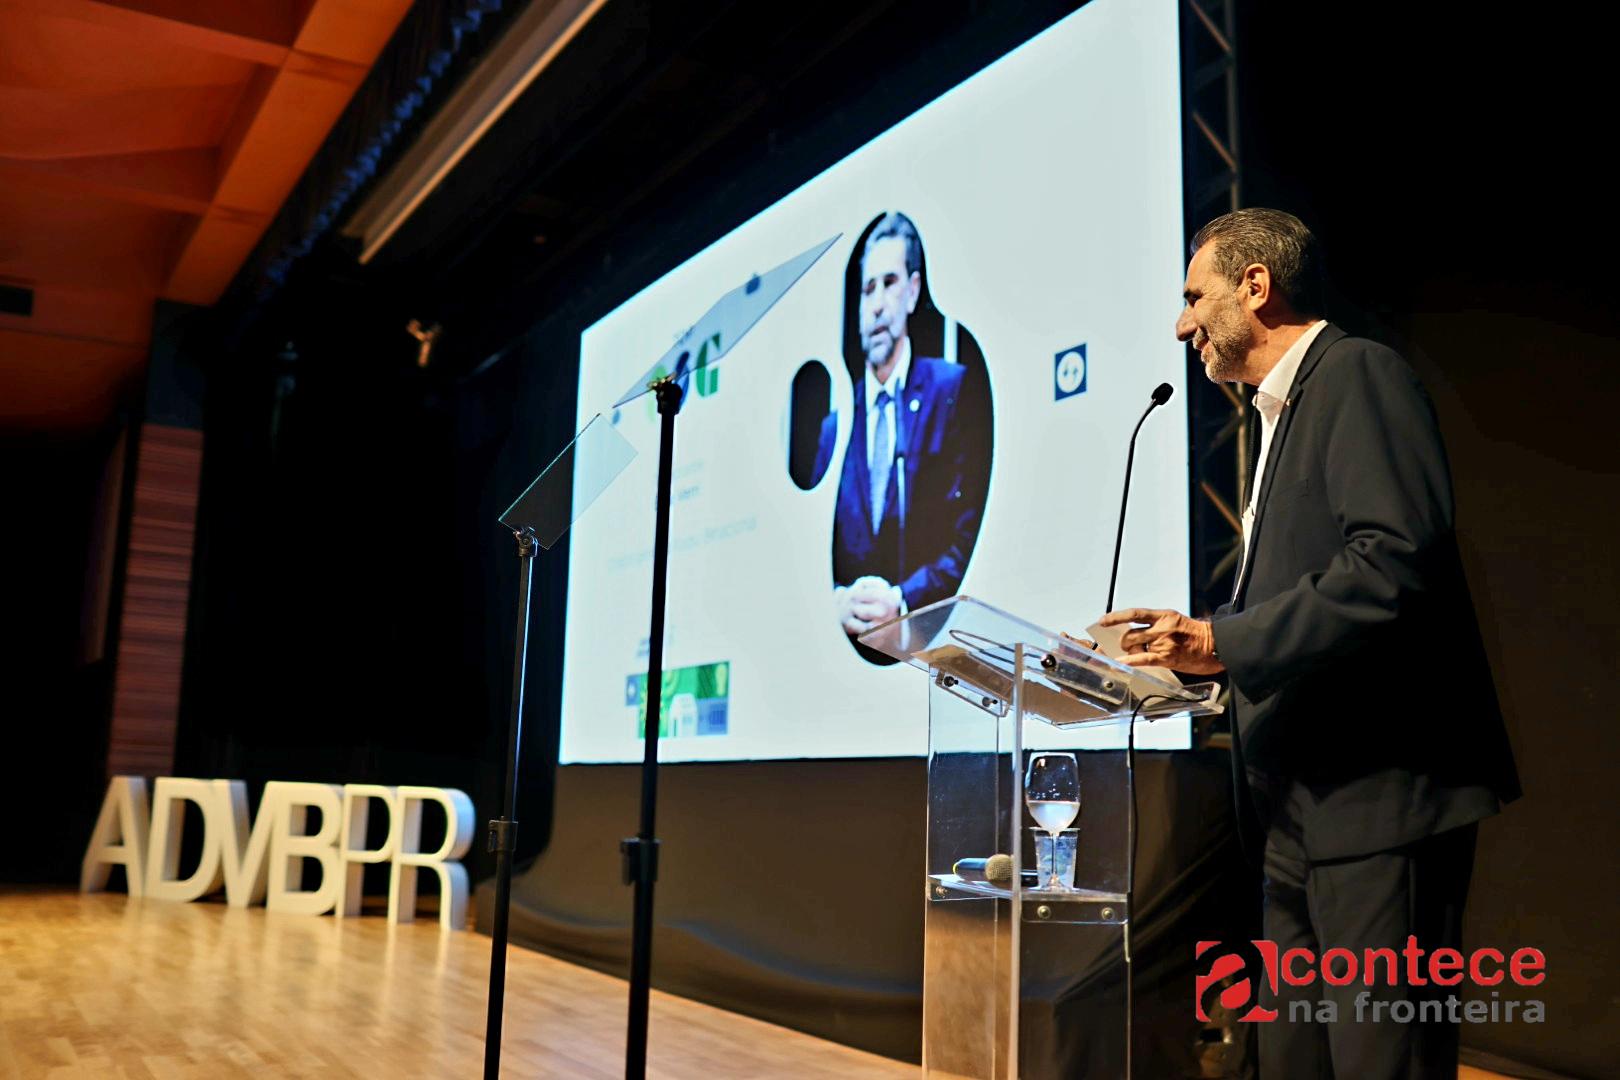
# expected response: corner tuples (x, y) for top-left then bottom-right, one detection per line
(1181, 0), (1248, 618)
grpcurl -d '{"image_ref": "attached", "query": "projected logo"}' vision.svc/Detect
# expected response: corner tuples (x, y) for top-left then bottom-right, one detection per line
(628, 660), (731, 738)
(642, 333), (723, 419)
(1054, 344), (1087, 401)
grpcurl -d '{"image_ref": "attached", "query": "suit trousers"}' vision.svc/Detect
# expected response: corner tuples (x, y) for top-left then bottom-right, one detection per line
(1258, 823), (1477, 1080)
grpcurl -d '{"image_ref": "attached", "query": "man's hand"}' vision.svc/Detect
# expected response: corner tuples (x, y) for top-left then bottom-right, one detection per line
(1097, 607), (1224, 675)
(837, 577), (903, 636)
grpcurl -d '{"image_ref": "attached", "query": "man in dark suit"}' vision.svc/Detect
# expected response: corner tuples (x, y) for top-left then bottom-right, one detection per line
(815, 212), (985, 639)
(1101, 209), (1519, 1079)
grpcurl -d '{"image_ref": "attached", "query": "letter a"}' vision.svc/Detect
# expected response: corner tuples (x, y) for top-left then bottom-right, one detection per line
(81, 777), (150, 896)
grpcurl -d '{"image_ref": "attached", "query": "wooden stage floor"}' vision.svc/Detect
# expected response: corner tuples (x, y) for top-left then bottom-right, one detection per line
(0, 889), (912, 1079)
(0, 889), (1520, 1079)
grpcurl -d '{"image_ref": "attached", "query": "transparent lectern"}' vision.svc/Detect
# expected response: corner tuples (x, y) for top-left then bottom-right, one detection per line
(860, 596), (1223, 1079)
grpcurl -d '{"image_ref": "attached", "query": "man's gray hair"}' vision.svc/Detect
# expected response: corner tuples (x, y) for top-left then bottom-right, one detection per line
(1192, 208), (1324, 316)
(863, 211), (923, 278)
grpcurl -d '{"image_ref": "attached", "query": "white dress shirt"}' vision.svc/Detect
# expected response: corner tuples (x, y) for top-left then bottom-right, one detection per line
(1236, 320), (1328, 593)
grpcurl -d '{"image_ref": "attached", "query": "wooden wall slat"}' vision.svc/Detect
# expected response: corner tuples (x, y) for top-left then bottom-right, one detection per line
(106, 424), (203, 778)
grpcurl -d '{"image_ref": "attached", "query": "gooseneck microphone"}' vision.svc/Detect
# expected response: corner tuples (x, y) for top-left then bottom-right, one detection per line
(1104, 382), (1174, 614)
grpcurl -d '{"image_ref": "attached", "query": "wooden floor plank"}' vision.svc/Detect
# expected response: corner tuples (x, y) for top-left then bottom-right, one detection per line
(0, 890), (1526, 1079)
(0, 890), (913, 1079)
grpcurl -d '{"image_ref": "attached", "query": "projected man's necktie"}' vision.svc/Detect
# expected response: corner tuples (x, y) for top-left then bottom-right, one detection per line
(870, 388), (893, 530)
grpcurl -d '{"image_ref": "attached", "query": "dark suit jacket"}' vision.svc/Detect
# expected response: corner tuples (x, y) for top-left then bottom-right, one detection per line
(1211, 324), (1520, 862)
(815, 356), (986, 610)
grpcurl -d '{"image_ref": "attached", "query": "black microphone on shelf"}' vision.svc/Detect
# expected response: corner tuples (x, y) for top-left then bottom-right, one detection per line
(952, 853), (1014, 886)
(1104, 382), (1174, 615)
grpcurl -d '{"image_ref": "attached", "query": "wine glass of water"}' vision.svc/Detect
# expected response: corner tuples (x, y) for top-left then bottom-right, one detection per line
(1025, 752), (1080, 889)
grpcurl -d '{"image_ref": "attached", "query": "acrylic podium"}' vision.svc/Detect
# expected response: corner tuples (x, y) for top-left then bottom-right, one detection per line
(860, 596), (1223, 1079)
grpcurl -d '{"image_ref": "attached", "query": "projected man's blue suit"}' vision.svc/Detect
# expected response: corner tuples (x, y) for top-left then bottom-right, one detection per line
(817, 212), (993, 654)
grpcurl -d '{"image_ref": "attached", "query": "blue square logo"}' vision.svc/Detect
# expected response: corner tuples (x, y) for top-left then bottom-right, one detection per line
(1054, 344), (1087, 401)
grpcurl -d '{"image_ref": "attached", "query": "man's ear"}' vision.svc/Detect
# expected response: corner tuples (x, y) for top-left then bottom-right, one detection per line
(1241, 263), (1272, 313)
(905, 270), (921, 314)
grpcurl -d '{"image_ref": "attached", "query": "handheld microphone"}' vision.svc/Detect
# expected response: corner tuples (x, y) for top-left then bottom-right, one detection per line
(1105, 383), (1174, 614)
(952, 853), (1015, 887)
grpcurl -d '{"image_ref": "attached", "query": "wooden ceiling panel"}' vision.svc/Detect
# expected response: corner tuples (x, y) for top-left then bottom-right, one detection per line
(0, 0), (293, 66)
(0, 84), (250, 160)
(211, 51), (368, 214)
(294, 0), (414, 67)
(88, 0), (301, 49)
(0, 330), (146, 428)
(164, 207), (273, 306)
(0, 284), (153, 348)
(0, 0), (413, 430)
(0, 149), (217, 216)
(0, 185), (186, 292)
(0, 9), (258, 91)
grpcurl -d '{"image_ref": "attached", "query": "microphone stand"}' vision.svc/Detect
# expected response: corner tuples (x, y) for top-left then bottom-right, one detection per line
(483, 527), (536, 1080)
(478, 236), (838, 1079)
(621, 378), (684, 1080)
(480, 383), (682, 1080)
(1103, 384), (1171, 1080)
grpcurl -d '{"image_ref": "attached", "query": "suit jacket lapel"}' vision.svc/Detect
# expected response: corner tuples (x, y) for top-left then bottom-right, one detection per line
(850, 387), (871, 498)
(897, 356), (932, 506)
(1235, 323), (1345, 610)
(899, 358), (927, 453)
(839, 382), (876, 546)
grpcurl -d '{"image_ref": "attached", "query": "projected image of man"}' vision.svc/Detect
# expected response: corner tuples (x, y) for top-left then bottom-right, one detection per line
(817, 212), (990, 643)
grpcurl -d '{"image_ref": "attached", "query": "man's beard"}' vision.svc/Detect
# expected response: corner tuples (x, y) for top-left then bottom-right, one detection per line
(863, 326), (894, 368)
(1198, 315), (1251, 384)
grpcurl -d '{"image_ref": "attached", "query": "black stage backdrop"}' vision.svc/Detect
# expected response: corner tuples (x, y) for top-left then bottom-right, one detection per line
(0, 430), (123, 883)
(121, 2), (1620, 1078)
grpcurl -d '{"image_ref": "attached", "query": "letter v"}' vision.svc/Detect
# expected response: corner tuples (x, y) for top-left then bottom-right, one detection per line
(213, 780), (280, 907)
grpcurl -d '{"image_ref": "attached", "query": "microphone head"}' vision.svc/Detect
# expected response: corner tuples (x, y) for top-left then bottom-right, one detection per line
(1151, 382), (1174, 406)
(985, 853), (1014, 887)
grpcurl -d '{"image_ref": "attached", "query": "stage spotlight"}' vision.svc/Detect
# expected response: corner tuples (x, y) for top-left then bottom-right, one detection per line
(406, 320), (443, 368)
